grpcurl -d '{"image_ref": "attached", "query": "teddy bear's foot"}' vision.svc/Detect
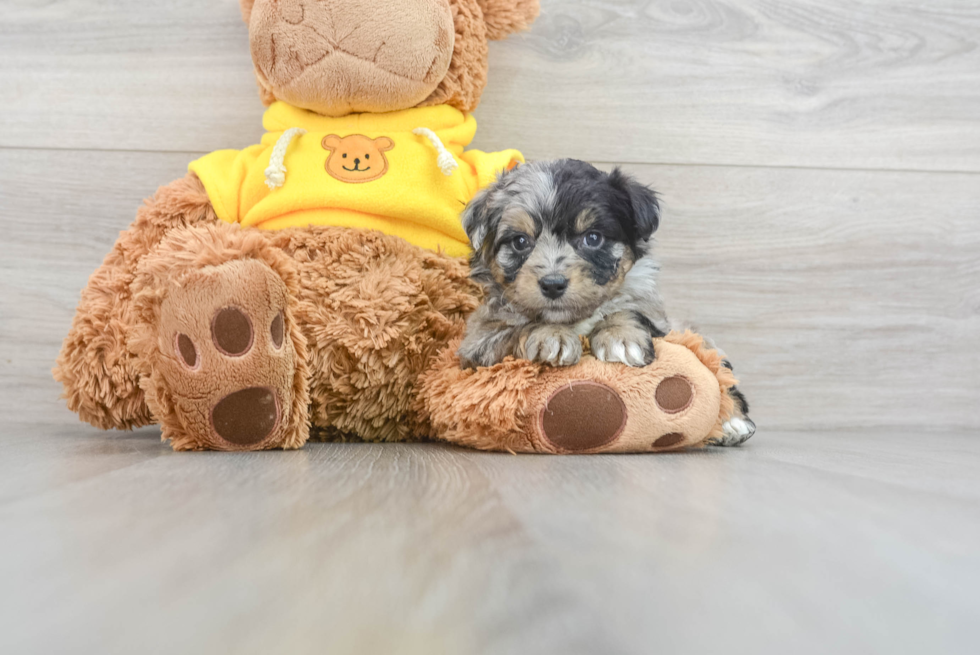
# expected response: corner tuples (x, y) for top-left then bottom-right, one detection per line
(530, 344), (726, 453)
(421, 332), (738, 454)
(130, 225), (310, 451)
(152, 259), (307, 450)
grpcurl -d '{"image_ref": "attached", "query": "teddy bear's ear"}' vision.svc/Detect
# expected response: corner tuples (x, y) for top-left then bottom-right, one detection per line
(239, 0), (256, 23)
(374, 137), (395, 152)
(322, 135), (342, 151)
(476, 0), (540, 40)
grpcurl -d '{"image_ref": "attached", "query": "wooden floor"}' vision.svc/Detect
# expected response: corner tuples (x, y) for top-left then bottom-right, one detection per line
(1, 0), (978, 652)
(1, 422), (978, 654)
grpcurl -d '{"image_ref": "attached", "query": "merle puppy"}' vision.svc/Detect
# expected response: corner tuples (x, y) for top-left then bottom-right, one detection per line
(458, 159), (754, 445)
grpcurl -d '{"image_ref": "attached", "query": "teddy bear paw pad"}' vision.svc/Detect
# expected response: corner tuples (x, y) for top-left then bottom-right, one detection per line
(211, 387), (280, 446)
(539, 382), (627, 453)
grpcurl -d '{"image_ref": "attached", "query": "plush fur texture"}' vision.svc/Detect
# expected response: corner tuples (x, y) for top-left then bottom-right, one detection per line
(263, 226), (480, 443)
(56, 180), (480, 448)
(54, 174), (217, 431)
(476, 0), (541, 40)
(56, 0), (747, 452)
(129, 227), (310, 451)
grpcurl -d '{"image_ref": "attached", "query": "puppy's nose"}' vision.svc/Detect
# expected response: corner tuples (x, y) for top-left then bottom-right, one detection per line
(354, 158), (361, 166)
(539, 275), (569, 299)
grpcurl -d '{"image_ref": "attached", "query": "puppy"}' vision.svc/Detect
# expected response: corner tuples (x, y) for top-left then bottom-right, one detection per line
(458, 159), (669, 370)
(458, 159), (755, 445)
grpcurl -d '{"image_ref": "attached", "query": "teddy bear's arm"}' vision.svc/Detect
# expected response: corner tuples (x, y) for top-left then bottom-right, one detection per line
(54, 173), (219, 430)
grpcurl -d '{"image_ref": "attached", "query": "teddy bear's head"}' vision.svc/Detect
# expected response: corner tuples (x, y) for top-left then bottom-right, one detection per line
(239, 0), (539, 117)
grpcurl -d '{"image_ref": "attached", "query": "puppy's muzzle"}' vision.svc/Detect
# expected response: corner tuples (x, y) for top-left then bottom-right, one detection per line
(538, 275), (569, 300)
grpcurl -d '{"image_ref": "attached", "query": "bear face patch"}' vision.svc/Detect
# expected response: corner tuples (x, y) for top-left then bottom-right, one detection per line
(322, 134), (394, 183)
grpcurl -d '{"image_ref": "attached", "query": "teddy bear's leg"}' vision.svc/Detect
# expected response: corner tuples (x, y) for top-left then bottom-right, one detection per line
(260, 227), (479, 443)
(420, 331), (740, 454)
(127, 223), (309, 451)
(55, 173), (219, 431)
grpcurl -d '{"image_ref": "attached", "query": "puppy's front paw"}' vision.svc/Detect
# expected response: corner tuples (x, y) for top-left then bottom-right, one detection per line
(590, 326), (655, 367)
(523, 325), (582, 367)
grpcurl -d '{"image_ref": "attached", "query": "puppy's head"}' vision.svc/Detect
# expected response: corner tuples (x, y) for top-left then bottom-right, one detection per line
(463, 159), (660, 323)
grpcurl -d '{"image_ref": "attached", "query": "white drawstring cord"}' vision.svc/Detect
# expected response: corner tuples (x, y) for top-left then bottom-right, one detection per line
(264, 127), (307, 189)
(412, 127), (458, 176)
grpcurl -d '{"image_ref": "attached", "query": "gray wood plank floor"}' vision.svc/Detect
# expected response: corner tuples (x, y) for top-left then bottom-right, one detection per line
(1, 0), (978, 653)
(1, 423), (978, 655)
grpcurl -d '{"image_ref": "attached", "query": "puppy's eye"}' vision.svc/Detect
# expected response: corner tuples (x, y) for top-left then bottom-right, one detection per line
(365, 154), (370, 160)
(342, 153), (347, 159)
(512, 235), (533, 252)
(583, 231), (604, 248)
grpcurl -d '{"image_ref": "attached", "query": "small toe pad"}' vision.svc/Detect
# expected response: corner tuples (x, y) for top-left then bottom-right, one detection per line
(212, 307), (253, 357)
(652, 432), (685, 449)
(655, 376), (693, 413)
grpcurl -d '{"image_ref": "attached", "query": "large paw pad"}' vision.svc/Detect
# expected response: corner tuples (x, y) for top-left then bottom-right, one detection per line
(212, 387), (280, 446)
(540, 382), (627, 452)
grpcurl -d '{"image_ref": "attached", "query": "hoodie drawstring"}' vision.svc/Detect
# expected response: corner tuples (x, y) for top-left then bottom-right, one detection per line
(265, 127), (307, 189)
(413, 127), (459, 176)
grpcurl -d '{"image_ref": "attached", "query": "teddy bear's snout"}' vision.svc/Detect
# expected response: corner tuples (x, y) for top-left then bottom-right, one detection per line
(249, 0), (455, 116)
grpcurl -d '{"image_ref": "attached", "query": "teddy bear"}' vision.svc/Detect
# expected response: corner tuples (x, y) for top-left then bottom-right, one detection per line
(54, 0), (752, 453)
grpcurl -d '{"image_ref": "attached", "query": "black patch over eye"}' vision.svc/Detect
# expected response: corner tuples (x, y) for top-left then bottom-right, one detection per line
(512, 235), (533, 252)
(583, 231), (604, 248)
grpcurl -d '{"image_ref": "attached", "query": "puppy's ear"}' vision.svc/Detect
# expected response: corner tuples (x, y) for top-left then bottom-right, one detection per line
(462, 187), (494, 252)
(609, 167), (660, 241)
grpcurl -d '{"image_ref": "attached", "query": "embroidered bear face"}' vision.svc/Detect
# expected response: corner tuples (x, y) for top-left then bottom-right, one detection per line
(322, 134), (395, 183)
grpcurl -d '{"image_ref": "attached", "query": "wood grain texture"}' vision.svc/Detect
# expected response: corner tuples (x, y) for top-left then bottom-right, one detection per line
(2, 0), (979, 171)
(477, 0), (980, 170)
(0, 427), (978, 654)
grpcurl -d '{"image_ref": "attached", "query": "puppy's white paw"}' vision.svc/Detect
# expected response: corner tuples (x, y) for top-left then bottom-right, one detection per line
(591, 327), (654, 367)
(524, 325), (582, 367)
(711, 416), (757, 447)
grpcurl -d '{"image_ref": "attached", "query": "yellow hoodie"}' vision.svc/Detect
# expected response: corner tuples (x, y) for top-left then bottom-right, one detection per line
(189, 102), (523, 257)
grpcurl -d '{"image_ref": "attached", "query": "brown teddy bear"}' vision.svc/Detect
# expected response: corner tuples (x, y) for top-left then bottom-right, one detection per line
(55, 0), (749, 453)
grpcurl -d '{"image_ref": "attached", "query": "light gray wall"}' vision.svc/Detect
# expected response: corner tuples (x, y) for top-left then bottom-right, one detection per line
(1, 0), (978, 431)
